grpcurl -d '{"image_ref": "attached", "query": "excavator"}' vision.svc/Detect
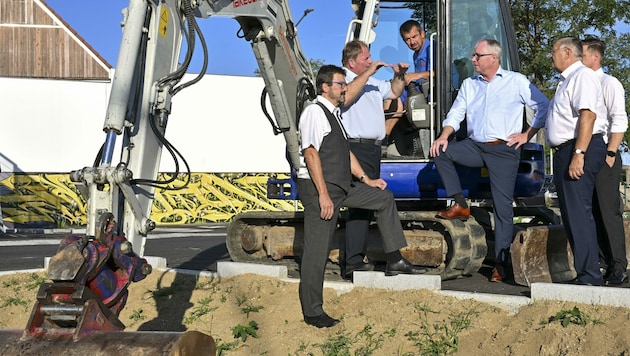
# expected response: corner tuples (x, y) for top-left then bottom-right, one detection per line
(0, 0), (569, 353)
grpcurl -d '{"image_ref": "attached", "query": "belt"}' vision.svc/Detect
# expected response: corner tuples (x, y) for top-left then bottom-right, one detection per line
(551, 133), (603, 151)
(484, 140), (506, 145)
(347, 138), (383, 146)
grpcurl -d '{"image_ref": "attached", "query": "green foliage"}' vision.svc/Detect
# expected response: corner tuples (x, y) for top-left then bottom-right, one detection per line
(215, 337), (240, 356)
(405, 302), (480, 355)
(26, 273), (48, 291)
(231, 320), (259, 342)
(509, 0), (630, 145)
(148, 284), (180, 298)
(355, 324), (395, 355)
(317, 331), (354, 356)
(235, 295), (247, 306)
(184, 296), (218, 324)
(240, 304), (264, 318)
(309, 58), (325, 74)
(1, 297), (29, 311)
(255, 58), (324, 77)
(128, 308), (147, 326)
(547, 306), (603, 327)
(1, 278), (20, 289)
(409, 0), (630, 144)
(312, 324), (396, 356)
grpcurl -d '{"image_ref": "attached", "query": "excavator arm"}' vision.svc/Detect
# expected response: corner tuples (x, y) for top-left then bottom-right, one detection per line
(0, 0), (317, 352)
(73, 0), (315, 256)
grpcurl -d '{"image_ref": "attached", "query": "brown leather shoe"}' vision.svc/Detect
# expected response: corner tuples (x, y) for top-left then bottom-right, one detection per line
(490, 265), (506, 282)
(436, 203), (470, 221)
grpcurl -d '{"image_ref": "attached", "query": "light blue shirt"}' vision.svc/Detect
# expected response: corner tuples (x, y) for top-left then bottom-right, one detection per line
(341, 67), (391, 140)
(443, 67), (549, 142)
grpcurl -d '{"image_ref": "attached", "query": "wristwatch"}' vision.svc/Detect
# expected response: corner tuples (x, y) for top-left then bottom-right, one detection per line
(359, 174), (367, 183)
(574, 149), (585, 155)
(607, 150), (617, 157)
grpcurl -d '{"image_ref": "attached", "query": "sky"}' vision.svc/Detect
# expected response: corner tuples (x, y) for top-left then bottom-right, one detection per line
(44, 0), (356, 77)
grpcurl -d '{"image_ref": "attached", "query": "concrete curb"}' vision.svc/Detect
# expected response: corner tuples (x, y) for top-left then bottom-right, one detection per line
(531, 282), (630, 308)
(6, 260), (630, 315)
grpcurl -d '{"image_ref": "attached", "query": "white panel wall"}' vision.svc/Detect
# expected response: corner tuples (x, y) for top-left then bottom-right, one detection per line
(0, 77), (110, 173)
(0, 74), (290, 173)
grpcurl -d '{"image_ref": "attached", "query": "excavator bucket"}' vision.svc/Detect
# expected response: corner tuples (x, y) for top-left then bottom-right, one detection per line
(512, 220), (630, 287)
(0, 329), (216, 355)
(0, 219), (216, 356)
(511, 225), (576, 286)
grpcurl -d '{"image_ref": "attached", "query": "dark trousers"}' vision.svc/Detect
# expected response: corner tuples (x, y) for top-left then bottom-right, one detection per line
(553, 137), (606, 285)
(345, 141), (382, 266)
(594, 151), (627, 275)
(297, 178), (406, 317)
(433, 138), (520, 265)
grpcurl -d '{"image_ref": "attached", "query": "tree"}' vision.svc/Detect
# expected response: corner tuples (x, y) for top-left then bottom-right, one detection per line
(409, 0), (630, 144)
(254, 58), (325, 77)
(510, 0), (630, 143)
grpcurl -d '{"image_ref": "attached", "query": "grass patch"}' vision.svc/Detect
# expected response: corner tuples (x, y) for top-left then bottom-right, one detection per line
(546, 306), (603, 327)
(128, 308), (146, 326)
(240, 304), (264, 318)
(231, 320), (259, 341)
(404, 301), (480, 355)
(184, 296), (218, 324)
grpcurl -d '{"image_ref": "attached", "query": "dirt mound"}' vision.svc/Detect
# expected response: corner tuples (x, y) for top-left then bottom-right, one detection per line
(0, 271), (628, 355)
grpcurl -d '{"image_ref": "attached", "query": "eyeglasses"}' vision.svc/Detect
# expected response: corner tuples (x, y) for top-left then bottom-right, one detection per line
(330, 81), (347, 88)
(471, 53), (493, 60)
(547, 46), (567, 58)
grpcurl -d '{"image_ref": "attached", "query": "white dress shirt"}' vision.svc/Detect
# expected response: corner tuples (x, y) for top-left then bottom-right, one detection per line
(546, 61), (608, 147)
(296, 96), (344, 179)
(595, 68), (628, 142)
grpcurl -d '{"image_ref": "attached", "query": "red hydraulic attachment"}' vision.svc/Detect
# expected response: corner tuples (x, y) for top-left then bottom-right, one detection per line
(0, 213), (216, 355)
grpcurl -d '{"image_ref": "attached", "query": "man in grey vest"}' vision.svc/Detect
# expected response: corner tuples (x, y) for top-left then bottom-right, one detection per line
(296, 65), (426, 328)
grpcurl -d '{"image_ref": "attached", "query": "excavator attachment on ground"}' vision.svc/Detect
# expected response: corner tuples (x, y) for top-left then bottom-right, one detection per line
(511, 220), (630, 286)
(0, 213), (216, 355)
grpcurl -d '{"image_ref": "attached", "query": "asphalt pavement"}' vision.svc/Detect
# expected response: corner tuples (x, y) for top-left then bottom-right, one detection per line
(0, 224), (543, 297)
(2, 223), (628, 298)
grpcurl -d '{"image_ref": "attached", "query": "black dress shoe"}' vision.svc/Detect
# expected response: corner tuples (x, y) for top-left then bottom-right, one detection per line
(605, 271), (628, 286)
(565, 278), (598, 286)
(385, 258), (428, 276)
(304, 312), (340, 328)
(343, 261), (375, 279)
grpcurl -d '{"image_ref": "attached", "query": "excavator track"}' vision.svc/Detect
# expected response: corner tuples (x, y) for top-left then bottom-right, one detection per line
(226, 210), (487, 280)
(397, 211), (487, 279)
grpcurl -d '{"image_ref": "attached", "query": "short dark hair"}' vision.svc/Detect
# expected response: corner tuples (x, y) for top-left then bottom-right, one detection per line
(316, 65), (346, 95)
(583, 37), (605, 58)
(341, 40), (367, 66)
(400, 19), (422, 37)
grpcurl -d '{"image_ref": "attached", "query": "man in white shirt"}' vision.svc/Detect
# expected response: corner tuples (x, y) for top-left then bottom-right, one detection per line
(339, 40), (409, 279)
(545, 36), (609, 286)
(296, 65), (425, 328)
(582, 38), (628, 286)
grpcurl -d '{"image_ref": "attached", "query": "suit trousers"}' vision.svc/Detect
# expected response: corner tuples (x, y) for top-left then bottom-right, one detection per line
(593, 151), (627, 275)
(433, 138), (520, 265)
(297, 178), (407, 317)
(553, 137), (606, 285)
(345, 141), (382, 265)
